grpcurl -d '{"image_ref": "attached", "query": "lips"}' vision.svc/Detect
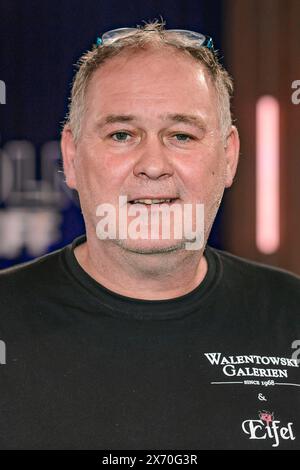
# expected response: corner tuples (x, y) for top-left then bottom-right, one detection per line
(128, 196), (179, 205)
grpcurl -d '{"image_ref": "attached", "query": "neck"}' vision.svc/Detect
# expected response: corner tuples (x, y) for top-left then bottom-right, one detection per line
(74, 234), (208, 300)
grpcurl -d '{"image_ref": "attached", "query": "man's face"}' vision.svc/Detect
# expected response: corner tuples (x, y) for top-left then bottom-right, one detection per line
(63, 47), (239, 253)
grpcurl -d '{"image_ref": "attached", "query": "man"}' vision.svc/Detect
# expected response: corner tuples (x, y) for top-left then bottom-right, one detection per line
(0, 20), (299, 450)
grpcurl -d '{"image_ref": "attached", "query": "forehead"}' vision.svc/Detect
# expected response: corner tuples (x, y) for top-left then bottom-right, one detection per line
(85, 48), (218, 120)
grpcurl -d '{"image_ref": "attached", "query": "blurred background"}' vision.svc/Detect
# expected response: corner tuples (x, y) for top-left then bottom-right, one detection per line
(0, 0), (299, 272)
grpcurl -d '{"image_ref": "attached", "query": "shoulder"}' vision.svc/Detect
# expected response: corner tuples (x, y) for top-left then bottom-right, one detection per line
(214, 246), (300, 280)
(206, 247), (300, 333)
(0, 245), (71, 331)
(0, 245), (66, 293)
(207, 245), (300, 304)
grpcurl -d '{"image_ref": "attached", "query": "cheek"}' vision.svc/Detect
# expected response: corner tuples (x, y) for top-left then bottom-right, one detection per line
(179, 154), (226, 201)
(75, 144), (130, 202)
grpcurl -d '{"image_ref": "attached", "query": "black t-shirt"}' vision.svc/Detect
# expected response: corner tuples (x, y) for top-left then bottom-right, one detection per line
(0, 234), (299, 450)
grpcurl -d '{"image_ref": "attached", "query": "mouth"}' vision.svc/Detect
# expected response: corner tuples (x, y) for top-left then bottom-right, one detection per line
(128, 197), (179, 206)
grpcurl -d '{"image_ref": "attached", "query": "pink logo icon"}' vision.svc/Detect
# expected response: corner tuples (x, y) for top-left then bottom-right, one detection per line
(259, 410), (274, 426)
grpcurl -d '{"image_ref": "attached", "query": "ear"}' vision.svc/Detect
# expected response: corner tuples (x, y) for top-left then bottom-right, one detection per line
(60, 125), (78, 190)
(224, 125), (240, 188)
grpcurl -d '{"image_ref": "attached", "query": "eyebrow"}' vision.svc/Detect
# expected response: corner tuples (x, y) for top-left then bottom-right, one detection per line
(95, 113), (206, 130)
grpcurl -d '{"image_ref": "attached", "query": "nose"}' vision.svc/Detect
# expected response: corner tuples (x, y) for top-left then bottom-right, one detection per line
(133, 135), (174, 180)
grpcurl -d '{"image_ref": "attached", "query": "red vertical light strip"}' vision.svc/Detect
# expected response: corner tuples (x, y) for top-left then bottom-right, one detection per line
(256, 96), (280, 254)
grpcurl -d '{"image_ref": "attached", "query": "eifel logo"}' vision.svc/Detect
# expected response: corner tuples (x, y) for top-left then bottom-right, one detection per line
(242, 411), (296, 447)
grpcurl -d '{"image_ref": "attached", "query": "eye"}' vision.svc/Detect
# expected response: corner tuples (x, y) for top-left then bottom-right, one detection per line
(110, 131), (132, 142)
(172, 133), (195, 143)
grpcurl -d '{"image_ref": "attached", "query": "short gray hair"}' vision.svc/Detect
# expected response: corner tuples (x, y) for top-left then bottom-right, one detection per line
(64, 19), (234, 143)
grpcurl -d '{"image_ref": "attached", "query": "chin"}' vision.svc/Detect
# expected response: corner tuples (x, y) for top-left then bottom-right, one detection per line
(113, 238), (188, 255)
